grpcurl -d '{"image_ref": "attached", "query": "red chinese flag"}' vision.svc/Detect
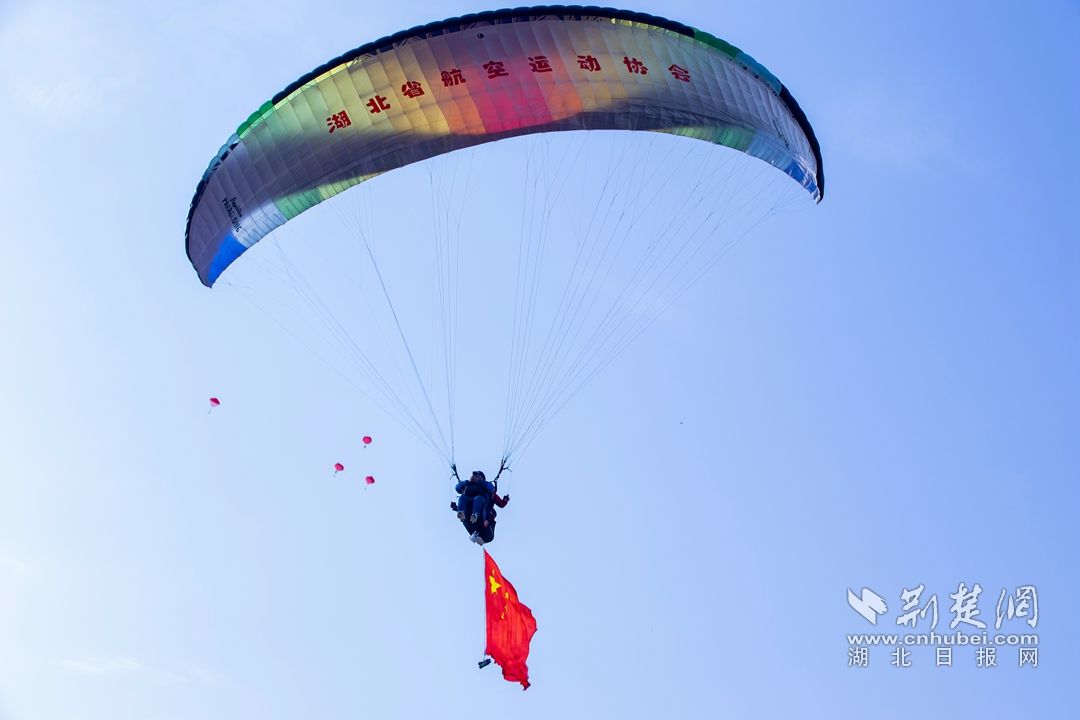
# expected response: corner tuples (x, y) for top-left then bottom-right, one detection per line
(484, 550), (537, 689)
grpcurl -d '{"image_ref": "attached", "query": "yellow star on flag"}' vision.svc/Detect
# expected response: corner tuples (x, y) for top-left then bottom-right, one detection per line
(489, 574), (502, 594)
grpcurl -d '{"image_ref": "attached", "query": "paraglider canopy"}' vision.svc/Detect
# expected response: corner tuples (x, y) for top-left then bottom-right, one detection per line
(184, 5), (823, 287)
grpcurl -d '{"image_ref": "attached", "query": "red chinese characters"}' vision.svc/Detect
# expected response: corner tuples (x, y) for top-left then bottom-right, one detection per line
(668, 64), (691, 82)
(622, 56), (648, 75)
(326, 110), (352, 133)
(528, 55), (553, 73)
(441, 68), (466, 87)
(483, 60), (509, 79)
(367, 95), (390, 114)
(577, 54), (601, 72)
(401, 80), (425, 98)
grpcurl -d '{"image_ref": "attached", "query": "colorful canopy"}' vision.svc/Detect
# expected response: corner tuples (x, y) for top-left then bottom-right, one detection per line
(185, 6), (823, 287)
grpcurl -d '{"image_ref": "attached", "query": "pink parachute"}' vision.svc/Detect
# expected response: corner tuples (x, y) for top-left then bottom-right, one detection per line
(333, 462), (345, 475)
(208, 397), (221, 413)
(362, 435), (373, 446)
(364, 475), (375, 486)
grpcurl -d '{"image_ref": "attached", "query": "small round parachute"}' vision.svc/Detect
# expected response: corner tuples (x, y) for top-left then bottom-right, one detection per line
(364, 475), (376, 486)
(362, 436), (373, 446)
(333, 462), (345, 475)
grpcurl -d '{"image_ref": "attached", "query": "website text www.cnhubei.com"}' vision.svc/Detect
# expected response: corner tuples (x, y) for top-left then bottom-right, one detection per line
(846, 631), (1039, 646)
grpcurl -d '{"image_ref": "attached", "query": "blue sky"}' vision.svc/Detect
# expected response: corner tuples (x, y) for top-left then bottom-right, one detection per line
(1, 1), (1077, 718)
